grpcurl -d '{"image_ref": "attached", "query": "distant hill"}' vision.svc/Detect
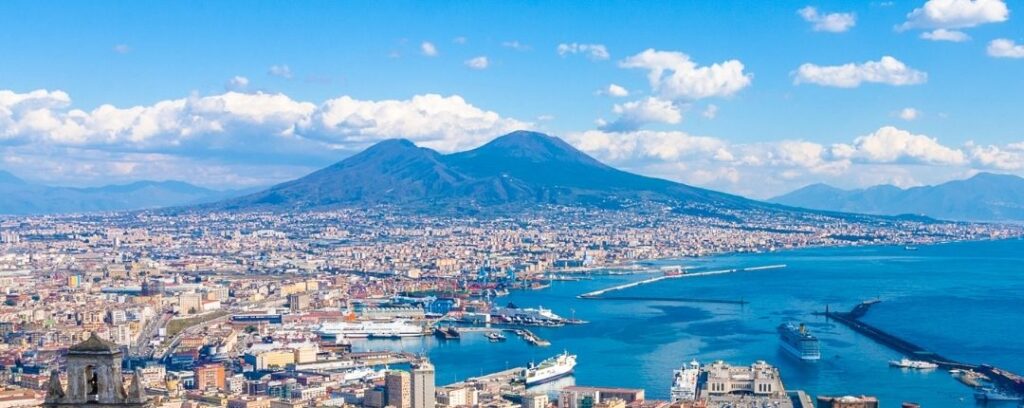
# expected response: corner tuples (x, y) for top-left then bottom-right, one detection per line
(213, 130), (811, 218)
(0, 172), (255, 215)
(770, 173), (1024, 221)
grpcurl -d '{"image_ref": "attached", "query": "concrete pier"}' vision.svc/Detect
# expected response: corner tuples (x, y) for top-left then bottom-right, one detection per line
(578, 264), (786, 298)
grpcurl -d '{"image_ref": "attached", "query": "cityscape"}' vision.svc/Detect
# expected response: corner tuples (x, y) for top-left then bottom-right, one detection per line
(3, 1), (1024, 408)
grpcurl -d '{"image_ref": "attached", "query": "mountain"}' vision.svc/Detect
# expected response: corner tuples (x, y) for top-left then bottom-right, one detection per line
(770, 172), (1024, 221)
(0, 176), (256, 215)
(216, 130), (790, 216)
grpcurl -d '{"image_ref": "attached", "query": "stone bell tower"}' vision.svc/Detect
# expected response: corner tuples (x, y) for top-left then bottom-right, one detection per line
(44, 332), (151, 408)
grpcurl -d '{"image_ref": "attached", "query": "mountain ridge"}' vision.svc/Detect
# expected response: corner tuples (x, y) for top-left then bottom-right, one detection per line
(214, 130), (778, 215)
(770, 172), (1024, 221)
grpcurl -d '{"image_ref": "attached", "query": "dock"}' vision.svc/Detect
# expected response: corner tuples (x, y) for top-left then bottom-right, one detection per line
(578, 264), (786, 298)
(592, 296), (748, 305)
(824, 300), (1024, 394)
(510, 328), (550, 347)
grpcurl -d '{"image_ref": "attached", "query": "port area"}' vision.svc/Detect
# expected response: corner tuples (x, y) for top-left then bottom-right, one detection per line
(577, 264), (786, 299)
(822, 300), (1024, 395)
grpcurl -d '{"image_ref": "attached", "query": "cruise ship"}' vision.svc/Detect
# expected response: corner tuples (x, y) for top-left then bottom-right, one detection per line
(670, 360), (701, 401)
(778, 322), (821, 361)
(317, 320), (423, 339)
(523, 352), (577, 386)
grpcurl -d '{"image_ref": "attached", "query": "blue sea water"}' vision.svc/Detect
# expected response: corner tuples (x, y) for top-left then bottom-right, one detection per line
(354, 239), (1024, 407)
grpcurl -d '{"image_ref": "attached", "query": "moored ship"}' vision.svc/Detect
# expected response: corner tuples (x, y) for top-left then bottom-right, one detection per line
(889, 357), (938, 370)
(670, 360), (701, 401)
(523, 352), (577, 386)
(317, 320), (423, 339)
(778, 322), (821, 361)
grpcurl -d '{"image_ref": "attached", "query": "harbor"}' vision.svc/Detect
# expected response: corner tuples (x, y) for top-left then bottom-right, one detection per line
(823, 299), (1024, 397)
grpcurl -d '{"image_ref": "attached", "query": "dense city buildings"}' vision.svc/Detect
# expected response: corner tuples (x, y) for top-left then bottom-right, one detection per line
(1, 206), (1021, 407)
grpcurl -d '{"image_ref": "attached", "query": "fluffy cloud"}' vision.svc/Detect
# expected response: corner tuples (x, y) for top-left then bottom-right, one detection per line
(113, 44), (132, 54)
(598, 98), (682, 132)
(794, 56), (927, 88)
(0, 89), (527, 158)
(987, 39), (1024, 58)
(899, 108), (920, 120)
(465, 56), (489, 70)
(421, 41), (438, 57)
(225, 76), (250, 91)
(798, 6), (856, 33)
(621, 49), (752, 100)
(501, 41), (530, 51)
(268, 65), (294, 79)
(833, 126), (966, 165)
(556, 43), (610, 61)
(920, 29), (970, 42)
(968, 142), (1024, 170)
(899, 0), (1008, 30)
(605, 84), (629, 97)
(562, 126), (1022, 198)
(312, 94), (526, 152)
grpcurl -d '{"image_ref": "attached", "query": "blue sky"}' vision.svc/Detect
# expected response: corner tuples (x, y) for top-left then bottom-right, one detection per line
(1, 0), (1022, 197)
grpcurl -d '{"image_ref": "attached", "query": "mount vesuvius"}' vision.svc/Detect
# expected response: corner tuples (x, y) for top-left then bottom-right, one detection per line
(208, 131), (807, 216)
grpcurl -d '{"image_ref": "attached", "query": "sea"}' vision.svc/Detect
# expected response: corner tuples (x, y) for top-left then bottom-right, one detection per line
(352, 238), (1024, 407)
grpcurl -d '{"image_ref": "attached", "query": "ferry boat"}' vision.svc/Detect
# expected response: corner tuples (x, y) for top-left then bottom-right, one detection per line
(317, 320), (423, 339)
(523, 352), (577, 386)
(778, 323), (821, 361)
(974, 388), (1023, 402)
(670, 360), (701, 401)
(889, 358), (938, 370)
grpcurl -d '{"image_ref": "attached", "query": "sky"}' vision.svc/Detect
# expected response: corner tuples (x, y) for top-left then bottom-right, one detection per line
(1, 0), (1023, 198)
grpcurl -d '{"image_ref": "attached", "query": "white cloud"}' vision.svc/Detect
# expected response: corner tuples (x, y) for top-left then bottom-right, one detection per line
(798, 6), (856, 33)
(501, 41), (530, 51)
(968, 142), (1024, 170)
(899, 0), (1008, 30)
(920, 29), (970, 42)
(268, 65), (293, 79)
(834, 126), (966, 165)
(987, 39), (1024, 58)
(421, 41), (438, 57)
(621, 49), (752, 100)
(560, 125), (1021, 198)
(452, 36), (467, 45)
(465, 56), (489, 70)
(898, 108), (920, 120)
(312, 94), (527, 152)
(599, 98), (682, 132)
(605, 84), (629, 97)
(225, 76), (250, 91)
(113, 44), (132, 54)
(0, 89), (527, 157)
(556, 43), (610, 61)
(794, 56), (927, 88)
(702, 104), (719, 119)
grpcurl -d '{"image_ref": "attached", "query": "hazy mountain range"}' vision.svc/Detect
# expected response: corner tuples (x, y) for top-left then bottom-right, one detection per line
(209, 130), (801, 218)
(770, 172), (1024, 222)
(0, 171), (256, 215)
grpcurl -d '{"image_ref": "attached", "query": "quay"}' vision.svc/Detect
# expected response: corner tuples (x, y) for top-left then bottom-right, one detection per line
(510, 328), (550, 347)
(593, 296), (748, 305)
(442, 366), (525, 388)
(578, 264), (786, 298)
(825, 300), (1024, 394)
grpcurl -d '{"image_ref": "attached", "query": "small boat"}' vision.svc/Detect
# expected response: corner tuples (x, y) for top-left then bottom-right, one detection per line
(974, 388), (1023, 402)
(950, 369), (989, 388)
(486, 331), (506, 342)
(433, 326), (461, 340)
(889, 357), (938, 369)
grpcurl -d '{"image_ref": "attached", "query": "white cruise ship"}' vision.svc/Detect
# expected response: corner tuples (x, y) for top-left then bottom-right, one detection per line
(523, 352), (577, 386)
(670, 360), (701, 401)
(317, 320), (423, 339)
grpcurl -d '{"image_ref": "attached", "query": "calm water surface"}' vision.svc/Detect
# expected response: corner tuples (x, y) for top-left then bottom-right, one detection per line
(353, 239), (1024, 407)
